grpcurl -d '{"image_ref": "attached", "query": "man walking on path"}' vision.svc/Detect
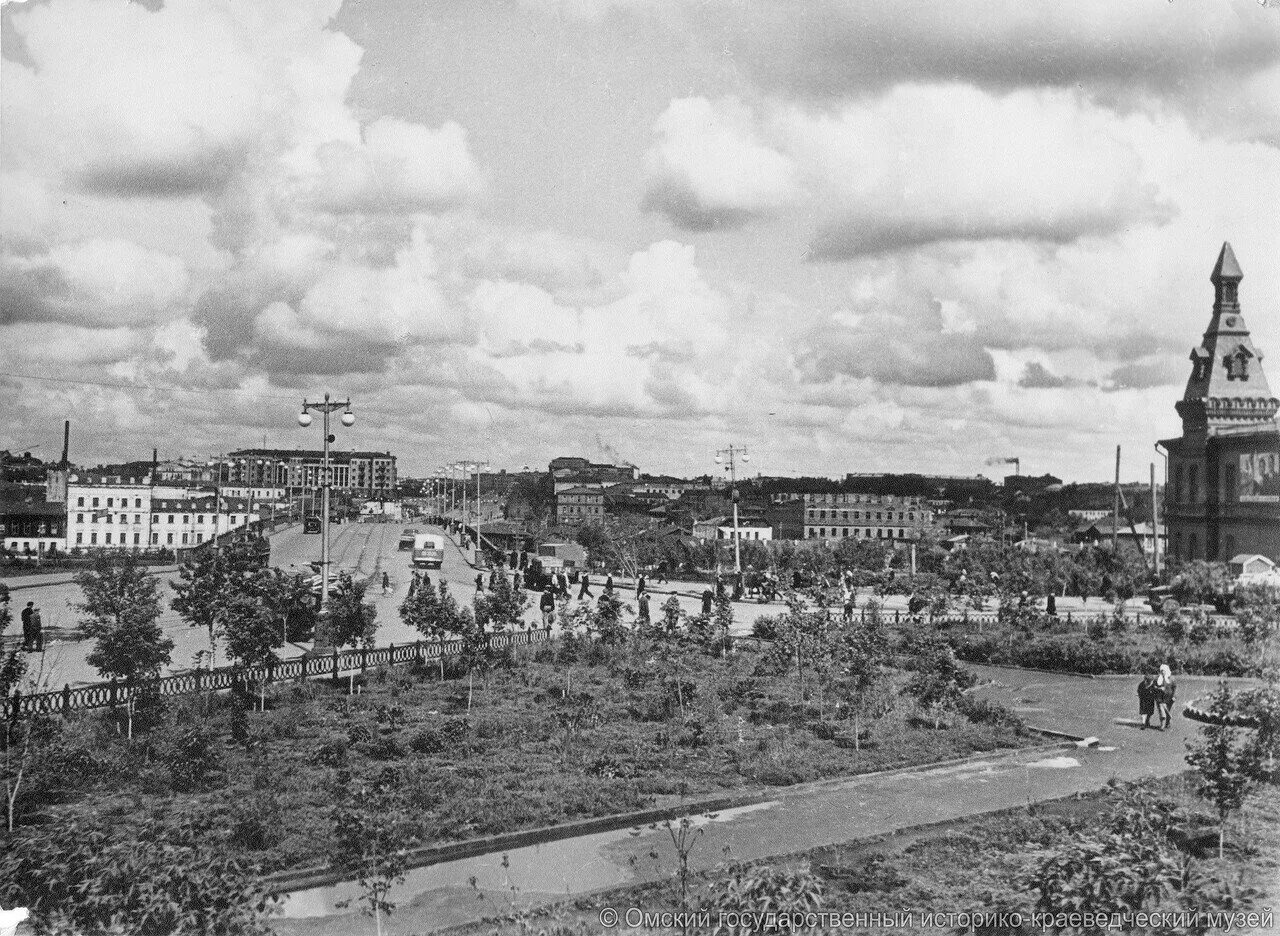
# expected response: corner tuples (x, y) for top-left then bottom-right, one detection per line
(540, 588), (556, 628)
(701, 588), (714, 616)
(578, 573), (593, 600)
(381, 571), (391, 596)
(28, 605), (43, 652)
(475, 573), (484, 594)
(637, 592), (650, 626)
(636, 573), (647, 600)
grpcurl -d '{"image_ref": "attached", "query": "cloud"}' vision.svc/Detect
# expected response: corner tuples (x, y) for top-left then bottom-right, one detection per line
(305, 118), (484, 214)
(1, 239), (189, 328)
(1105, 358), (1185, 392)
(1017, 362), (1084, 389)
(642, 97), (799, 230)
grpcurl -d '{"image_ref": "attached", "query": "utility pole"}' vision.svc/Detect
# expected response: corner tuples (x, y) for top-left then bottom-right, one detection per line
(1151, 461), (1161, 578)
(1112, 445), (1121, 552)
(714, 445), (750, 575)
(297, 394), (354, 613)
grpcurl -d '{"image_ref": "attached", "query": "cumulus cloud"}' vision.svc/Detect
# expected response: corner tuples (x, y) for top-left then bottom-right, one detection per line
(1, 239), (188, 328)
(1017, 362), (1085, 389)
(642, 97), (799, 230)
(305, 118), (484, 214)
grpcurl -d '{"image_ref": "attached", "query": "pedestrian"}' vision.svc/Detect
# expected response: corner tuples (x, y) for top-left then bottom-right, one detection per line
(489, 567), (499, 590)
(733, 571), (744, 601)
(1046, 592), (1057, 616)
(636, 573), (647, 599)
(701, 588), (714, 616)
(475, 573), (484, 594)
(407, 572), (418, 599)
(656, 561), (668, 584)
(1137, 672), (1157, 729)
(21, 601), (34, 651)
(29, 606), (43, 652)
(578, 573), (593, 599)
(638, 591), (651, 626)
(1156, 664), (1177, 730)
(382, 571), (390, 595)
(513, 570), (523, 591)
(540, 588), (556, 628)
(843, 587), (855, 624)
(715, 575), (725, 600)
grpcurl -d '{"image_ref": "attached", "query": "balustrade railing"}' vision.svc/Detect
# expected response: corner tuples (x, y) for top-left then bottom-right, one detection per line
(3, 628), (551, 721)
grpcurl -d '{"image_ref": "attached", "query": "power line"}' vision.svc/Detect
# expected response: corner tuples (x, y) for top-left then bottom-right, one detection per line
(0, 370), (300, 402)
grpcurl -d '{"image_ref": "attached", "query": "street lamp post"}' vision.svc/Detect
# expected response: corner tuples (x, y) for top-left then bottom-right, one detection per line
(714, 445), (750, 575)
(297, 393), (354, 613)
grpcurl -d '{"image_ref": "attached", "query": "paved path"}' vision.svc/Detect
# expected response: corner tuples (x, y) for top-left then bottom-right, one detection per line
(273, 666), (1245, 935)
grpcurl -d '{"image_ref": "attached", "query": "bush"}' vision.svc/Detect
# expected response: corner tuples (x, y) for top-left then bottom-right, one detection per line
(313, 737), (348, 767)
(956, 695), (1025, 730)
(162, 724), (223, 793)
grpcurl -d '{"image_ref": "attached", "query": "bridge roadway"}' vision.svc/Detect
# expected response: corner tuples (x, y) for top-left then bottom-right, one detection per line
(0, 522), (787, 692)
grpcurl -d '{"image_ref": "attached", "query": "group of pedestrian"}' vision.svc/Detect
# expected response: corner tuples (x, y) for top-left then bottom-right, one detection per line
(1137, 664), (1176, 730)
(20, 601), (44, 652)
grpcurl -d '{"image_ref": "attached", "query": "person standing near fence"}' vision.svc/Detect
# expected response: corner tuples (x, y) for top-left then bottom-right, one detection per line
(21, 601), (34, 651)
(540, 587), (556, 628)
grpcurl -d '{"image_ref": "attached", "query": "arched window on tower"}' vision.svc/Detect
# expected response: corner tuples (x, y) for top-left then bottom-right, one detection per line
(1224, 346), (1253, 381)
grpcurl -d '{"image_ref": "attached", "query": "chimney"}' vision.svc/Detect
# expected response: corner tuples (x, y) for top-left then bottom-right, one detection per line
(61, 420), (70, 468)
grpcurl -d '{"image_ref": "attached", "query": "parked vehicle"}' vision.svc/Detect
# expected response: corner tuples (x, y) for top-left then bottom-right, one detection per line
(412, 533), (445, 569)
(398, 527), (418, 550)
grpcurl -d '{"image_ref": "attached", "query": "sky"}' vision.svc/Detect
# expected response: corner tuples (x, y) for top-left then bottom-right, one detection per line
(2, 0), (1279, 483)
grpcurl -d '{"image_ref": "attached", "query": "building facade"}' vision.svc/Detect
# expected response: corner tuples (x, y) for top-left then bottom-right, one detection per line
(1160, 244), (1280, 564)
(65, 476), (256, 551)
(222, 449), (397, 495)
(555, 486), (605, 526)
(803, 492), (934, 542)
(1, 499), (65, 555)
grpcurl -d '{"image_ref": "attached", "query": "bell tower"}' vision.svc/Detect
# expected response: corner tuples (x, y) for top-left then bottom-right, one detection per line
(1175, 242), (1278, 437)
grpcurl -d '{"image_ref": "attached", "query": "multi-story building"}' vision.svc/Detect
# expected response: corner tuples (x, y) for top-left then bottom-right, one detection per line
(222, 449), (397, 495)
(803, 492), (934, 542)
(1160, 244), (1279, 564)
(549, 456), (638, 494)
(1, 498), (65, 555)
(555, 486), (605, 526)
(64, 476), (257, 552)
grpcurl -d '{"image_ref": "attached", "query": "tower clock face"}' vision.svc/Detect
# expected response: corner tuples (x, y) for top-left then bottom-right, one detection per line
(1226, 316), (1238, 328)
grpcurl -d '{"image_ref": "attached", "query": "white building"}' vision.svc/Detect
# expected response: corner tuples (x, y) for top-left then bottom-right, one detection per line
(65, 475), (257, 552)
(716, 521), (773, 542)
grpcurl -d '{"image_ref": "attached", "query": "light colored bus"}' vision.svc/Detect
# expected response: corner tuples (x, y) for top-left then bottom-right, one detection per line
(412, 533), (445, 569)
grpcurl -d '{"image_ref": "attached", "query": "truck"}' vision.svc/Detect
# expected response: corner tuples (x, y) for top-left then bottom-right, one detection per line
(412, 533), (445, 569)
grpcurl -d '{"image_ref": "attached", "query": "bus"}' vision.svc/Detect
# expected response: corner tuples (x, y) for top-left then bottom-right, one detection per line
(303, 516), (322, 534)
(412, 533), (445, 569)
(398, 528), (418, 551)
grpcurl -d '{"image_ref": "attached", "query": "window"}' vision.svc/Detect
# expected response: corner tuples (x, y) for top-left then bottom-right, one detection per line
(1175, 465), (1185, 503)
(134, 514), (141, 524)
(151, 533), (159, 545)
(167, 533), (174, 545)
(92, 497), (99, 508)
(168, 514), (175, 524)
(133, 533), (140, 545)
(1225, 348), (1251, 381)
(1189, 466), (1200, 505)
(90, 532), (97, 545)
(152, 514), (159, 524)
(107, 497), (114, 507)
(196, 533), (203, 543)
(76, 532), (83, 544)
(181, 533), (188, 545)
(76, 513), (83, 523)
(135, 498), (142, 508)
(197, 515), (204, 524)
(182, 515), (189, 524)
(77, 496), (84, 507)
(105, 532), (112, 544)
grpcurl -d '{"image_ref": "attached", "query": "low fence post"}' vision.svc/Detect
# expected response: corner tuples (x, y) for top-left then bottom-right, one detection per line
(388, 643), (395, 666)
(332, 648), (340, 683)
(894, 609), (900, 624)
(109, 678), (118, 709)
(9, 688), (20, 725)
(360, 645), (368, 672)
(61, 683), (72, 717)
(266, 658), (275, 685)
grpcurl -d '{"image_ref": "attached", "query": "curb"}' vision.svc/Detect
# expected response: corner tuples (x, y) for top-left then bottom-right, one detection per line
(263, 740), (1073, 894)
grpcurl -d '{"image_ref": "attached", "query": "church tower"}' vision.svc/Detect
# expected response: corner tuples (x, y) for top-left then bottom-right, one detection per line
(1161, 242), (1280, 566)
(1175, 242), (1278, 436)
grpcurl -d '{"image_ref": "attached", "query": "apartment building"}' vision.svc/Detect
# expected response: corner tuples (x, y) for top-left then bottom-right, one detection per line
(803, 492), (934, 542)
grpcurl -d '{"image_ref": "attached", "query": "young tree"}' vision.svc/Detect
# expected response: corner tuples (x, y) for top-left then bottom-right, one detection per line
(400, 576), (448, 676)
(222, 593), (284, 711)
(247, 569), (317, 645)
(77, 554), (173, 686)
(331, 768), (411, 936)
(324, 573), (377, 649)
(171, 545), (261, 666)
(1185, 681), (1261, 859)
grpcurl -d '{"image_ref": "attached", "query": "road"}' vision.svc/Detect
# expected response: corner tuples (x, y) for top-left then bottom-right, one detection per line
(0, 522), (785, 691)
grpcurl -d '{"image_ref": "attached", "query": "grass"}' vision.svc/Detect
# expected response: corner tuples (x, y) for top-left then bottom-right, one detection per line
(468, 775), (1280, 936)
(7, 637), (1032, 880)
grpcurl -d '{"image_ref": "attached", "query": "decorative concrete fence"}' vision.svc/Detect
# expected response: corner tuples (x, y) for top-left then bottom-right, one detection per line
(3, 628), (552, 721)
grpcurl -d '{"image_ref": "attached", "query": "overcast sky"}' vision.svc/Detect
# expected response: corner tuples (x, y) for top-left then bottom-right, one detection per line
(2, 0), (1278, 482)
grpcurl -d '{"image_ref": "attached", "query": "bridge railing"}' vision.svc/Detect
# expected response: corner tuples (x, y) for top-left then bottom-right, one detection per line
(3, 628), (552, 721)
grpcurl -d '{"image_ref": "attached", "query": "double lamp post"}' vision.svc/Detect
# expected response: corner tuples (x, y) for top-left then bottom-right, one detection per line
(297, 393), (354, 613)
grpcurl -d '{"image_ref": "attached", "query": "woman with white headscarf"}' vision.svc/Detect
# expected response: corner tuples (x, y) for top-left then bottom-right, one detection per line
(1155, 663), (1176, 730)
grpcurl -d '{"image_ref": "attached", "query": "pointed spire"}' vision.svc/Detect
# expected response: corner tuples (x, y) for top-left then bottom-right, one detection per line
(1211, 241), (1243, 283)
